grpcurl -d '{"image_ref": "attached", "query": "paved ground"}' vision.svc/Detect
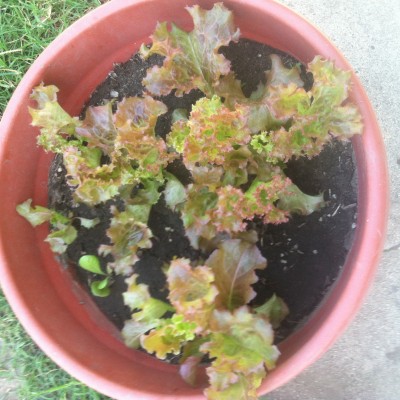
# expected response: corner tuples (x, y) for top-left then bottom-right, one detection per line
(263, 1), (400, 399)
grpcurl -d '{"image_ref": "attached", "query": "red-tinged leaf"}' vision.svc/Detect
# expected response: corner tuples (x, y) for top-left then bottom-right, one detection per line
(205, 240), (266, 309)
(182, 96), (251, 170)
(76, 102), (117, 155)
(191, 165), (224, 188)
(167, 118), (190, 153)
(99, 206), (153, 275)
(243, 176), (292, 225)
(266, 83), (310, 121)
(208, 186), (247, 234)
(181, 185), (218, 249)
(252, 56), (363, 161)
(29, 84), (81, 153)
(266, 54), (304, 87)
(308, 56), (351, 106)
(141, 3), (240, 97)
(167, 258), (218, 332)
(63, 145), (136, 205)
(179, 337), (209, 385)
(201, 307), (280, 399)
(114, 96), (174, 177)
(180, 356), (203, 386)
(221, 146), (252, 187)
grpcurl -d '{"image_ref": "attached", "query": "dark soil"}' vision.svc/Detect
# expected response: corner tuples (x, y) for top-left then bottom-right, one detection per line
(48, 39), (357, 342)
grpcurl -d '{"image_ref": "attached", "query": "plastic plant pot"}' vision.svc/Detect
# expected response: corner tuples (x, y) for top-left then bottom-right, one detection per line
(0, 0), (388, 398)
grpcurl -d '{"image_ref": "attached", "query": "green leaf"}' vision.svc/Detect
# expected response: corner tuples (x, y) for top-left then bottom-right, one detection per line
(180, 96), (251, 170)
(164, 172), (187, 211)
(167, 119), (190, 153)
(99, 206), (153, 275)
(29, 84), (81, 153)
(16, 199), (78, 254)
(78, 217), (100, 229)
(122, 319), (159, 349)
(167, 258), (218, 332)
(123, 274), (173, 322)
(16, 199), (53, 226)
(78, 255), (105, 275)
(124, 204), (151, 224)
(277, 183), (325, 215)
(266, 54), (304, 87)
(131, 178), (163, 206)
(181, 185), (218, 249)
(45, 224), (77, 254)
(90, 278), (111, 297)
(63, 145), (137, 205)
(201, 307), (280, 400)
(255, 294), (289, 329)
(141, 3), (240, 97)
(122, 274), (173, 349)
(205, 239), (266, 310)
(243, 176), (292, 224)
(141, 314), (197, 359)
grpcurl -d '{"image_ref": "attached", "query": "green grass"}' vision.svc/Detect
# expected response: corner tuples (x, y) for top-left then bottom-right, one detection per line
(0, 0), (105, 117)
(0, 1), (112, 398)
(0, 292), (110, 399)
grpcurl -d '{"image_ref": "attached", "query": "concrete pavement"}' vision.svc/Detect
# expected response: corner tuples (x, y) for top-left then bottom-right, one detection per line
(263, 1), (400, 399)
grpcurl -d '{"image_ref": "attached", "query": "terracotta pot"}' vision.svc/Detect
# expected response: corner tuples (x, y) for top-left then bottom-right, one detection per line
(0, 0), (388, 398)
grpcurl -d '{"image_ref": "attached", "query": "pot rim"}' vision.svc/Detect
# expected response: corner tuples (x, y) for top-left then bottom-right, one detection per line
(0, 0), (388, 398)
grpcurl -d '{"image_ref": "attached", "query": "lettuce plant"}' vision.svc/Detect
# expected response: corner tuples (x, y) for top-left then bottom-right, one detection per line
(17, 3), (363, 399)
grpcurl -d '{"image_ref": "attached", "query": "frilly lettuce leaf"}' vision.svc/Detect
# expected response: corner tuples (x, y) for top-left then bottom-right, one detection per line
(16, 199), (78, 254)
(141, 3), (240, 97)
(253, 56), (363, 161)
(167, 258), (218, 332)
(63, 145), (135, 205)
(181, 185), (218, 249)
(141, 314), (197, 359)
(191, 165), (224, 188)
(201, 307), (279, 400)
(114, 96), (174, 177)
(29, 84), (81, 153)
(122, 274), (173, 348)
(168, 96), (250, 170)
(75, 102), (117, 155)
(243, 176), (292, 224)
(99, 206), (153, 275)
(208, 186), (247, 233)
(205, 239), (266, 310)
